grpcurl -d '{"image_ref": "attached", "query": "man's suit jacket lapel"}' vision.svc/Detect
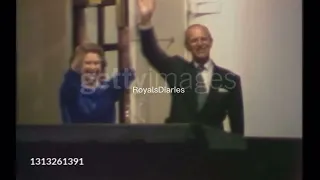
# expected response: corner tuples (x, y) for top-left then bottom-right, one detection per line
(182, 62), (198, 113)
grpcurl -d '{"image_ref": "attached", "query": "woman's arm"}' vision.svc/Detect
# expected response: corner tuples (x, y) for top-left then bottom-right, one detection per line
(103, 68), (135, 102)
(59, 69), (81, 123)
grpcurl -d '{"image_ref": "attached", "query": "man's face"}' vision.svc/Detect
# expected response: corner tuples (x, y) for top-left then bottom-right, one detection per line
(186, 26), (213, 63)
(81, 52), (102, 84)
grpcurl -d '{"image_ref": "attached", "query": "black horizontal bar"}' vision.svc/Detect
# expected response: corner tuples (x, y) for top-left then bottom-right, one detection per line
(102, 43), (118, 51)
(73, 0), (116, 8)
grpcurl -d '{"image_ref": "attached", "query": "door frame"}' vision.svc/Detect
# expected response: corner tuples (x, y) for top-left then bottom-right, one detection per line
(72, 0), (131, 123)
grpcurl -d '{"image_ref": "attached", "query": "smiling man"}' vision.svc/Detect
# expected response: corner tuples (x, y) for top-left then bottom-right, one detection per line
(136, 0), (244, 135)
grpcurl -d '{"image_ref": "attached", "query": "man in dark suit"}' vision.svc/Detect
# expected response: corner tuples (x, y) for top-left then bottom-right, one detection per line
(137, 0), (244, 135)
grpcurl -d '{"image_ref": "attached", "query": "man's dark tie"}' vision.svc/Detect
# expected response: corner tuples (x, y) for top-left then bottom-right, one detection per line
(196, 66), (208, 111)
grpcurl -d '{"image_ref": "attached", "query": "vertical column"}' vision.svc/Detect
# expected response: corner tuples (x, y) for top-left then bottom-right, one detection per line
(97, 5), (105, 76)
(97, 6), (105, 45)
(116, 0), (130, 124)
(72, 6), (87, 48)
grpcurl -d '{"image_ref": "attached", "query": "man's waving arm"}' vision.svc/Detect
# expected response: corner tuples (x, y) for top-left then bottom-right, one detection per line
(137, 0), (173, 75)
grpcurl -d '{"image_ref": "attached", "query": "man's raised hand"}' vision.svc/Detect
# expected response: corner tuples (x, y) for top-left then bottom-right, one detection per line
(137, 0), (156, 25)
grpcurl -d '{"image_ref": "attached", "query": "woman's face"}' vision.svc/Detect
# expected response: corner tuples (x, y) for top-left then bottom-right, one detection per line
(80, 52), (102, 84)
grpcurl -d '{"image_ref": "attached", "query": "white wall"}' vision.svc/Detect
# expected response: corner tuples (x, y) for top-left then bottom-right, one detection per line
(187, 0), (302, 138)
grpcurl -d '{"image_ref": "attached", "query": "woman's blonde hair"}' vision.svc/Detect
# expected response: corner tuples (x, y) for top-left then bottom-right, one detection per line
(69, 43), (107, 72)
